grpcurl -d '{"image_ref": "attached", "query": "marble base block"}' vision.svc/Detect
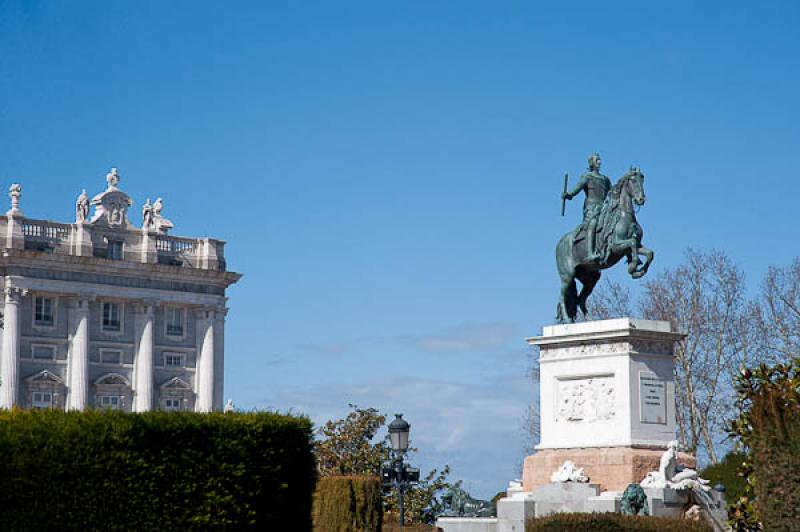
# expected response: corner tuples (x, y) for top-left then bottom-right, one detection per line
(643, 487), (690, 519)
(586, 491), (622, 513)
(436, 517), (497, 532)
(530, 482), (601, 517)
(496, 492), (535, 532)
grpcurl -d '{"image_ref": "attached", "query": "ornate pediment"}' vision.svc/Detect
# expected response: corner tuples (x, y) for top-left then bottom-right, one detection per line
(25, 369), (65, 385)
(89, 168), (134, 228)
(160, 376), (191, 390)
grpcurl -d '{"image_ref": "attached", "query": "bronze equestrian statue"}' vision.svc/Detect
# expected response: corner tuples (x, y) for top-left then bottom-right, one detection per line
(556, 154), (654, 323)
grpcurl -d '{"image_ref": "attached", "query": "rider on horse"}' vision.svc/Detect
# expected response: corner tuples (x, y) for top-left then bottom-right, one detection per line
(561, 153), (611, 261)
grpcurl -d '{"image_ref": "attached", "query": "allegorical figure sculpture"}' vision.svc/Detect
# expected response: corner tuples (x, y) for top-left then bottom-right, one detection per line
(141, 197), (174, 234)
(640, 440), (710, 491)
(76, 189), (89, 223)
(142, 198), (154, 230)
(555, 153), (654, 323)
(550, 460), (589, 483)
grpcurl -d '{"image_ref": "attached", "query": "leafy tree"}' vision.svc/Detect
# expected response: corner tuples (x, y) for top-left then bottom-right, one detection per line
(315, 404), (456, 524)
(315, 404), (389, 476)
(384, 466), (456, 525)
(752, 258), (800, 364)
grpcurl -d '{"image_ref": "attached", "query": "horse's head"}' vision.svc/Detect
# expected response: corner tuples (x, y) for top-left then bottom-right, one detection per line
(624, 166), (646, 206)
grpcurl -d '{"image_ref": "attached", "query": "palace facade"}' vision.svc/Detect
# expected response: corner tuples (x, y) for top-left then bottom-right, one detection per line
(0, 169), (241, 412)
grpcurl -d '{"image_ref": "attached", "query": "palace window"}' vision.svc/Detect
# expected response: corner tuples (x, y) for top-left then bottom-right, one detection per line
(164, 353), (185, 368)
(100, 350), (122, 365)
(108, 240), (124, 260)
(31, 391), (53, 410)
(97, 395), (122, 410)
(34, 296), (55, 326)
(162, 398), (182, 411)
(102, 302), (121, 332)
(31, 344), (56, 360)
(165, 307), (185, 337)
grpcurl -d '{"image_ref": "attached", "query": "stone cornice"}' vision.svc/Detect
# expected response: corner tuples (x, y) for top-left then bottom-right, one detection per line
(527, 318), (685, 349)
(0, 249), (242, 289)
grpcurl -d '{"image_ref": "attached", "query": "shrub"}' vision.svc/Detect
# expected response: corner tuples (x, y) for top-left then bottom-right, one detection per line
(526, 513), (712, 531)
(0, 409), (315, 531)
(699, 451), (747, 502)
(312, 476), (382, 531)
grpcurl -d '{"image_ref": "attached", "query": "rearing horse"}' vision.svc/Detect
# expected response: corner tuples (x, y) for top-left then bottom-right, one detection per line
(555, 168), (653, 323)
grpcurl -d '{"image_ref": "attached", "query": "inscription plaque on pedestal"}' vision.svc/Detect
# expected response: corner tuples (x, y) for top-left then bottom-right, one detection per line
(640, 373), (666, 424)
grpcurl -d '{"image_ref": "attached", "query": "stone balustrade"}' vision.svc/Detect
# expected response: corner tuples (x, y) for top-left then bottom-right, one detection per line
(6, 216), (226, 271)
(22, 220), (71, 241)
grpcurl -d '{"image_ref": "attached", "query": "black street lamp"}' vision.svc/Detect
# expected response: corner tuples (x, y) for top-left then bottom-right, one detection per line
(388, 413), (410, 453)
(382, 414), (419, 527)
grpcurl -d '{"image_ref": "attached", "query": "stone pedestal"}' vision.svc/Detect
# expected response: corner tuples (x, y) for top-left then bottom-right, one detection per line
(642, 487), (689, 518)
(496, 492), (535, 532)
(530, 482), (601, 517)
(585, 490), (622, 513)
(522, 319), (685, 492)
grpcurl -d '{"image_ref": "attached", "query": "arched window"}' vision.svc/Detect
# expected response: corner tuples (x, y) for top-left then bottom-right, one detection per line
(93, 373), (132, 411)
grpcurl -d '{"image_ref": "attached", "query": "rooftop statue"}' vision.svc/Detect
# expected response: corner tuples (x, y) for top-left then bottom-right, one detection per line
(7, 183), (22, 216)
(106, 167), (120, 189)
(91, 168), (133, 227)
(151, 197), (174, 234)
(76, 189), (89, 223)
(142, 198), (155, 230)
(556, 153), (654, 323)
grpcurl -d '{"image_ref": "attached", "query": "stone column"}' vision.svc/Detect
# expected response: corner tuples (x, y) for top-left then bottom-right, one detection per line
(67, 296), (91, 410)
(0, 286), (26, 409)
(133, 302), (155, 412)
(195, 308), (215, 412)
(213, 307), (227, 412)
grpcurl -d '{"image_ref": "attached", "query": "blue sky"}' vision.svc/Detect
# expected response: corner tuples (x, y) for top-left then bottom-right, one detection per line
(2, 1), (799, 497)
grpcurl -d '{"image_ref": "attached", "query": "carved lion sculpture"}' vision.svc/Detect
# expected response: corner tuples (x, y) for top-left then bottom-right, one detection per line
(439, 487), (495, 518)
(620, 483), (650, 516)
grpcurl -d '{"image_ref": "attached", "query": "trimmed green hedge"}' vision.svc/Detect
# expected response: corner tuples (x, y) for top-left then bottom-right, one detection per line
(312, 475), (382, 531)
(0, 409), (315, 531)
(526, 513), (712, 531)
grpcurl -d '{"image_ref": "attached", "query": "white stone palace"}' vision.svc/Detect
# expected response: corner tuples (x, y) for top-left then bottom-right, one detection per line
(0, 169), (241, 412)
